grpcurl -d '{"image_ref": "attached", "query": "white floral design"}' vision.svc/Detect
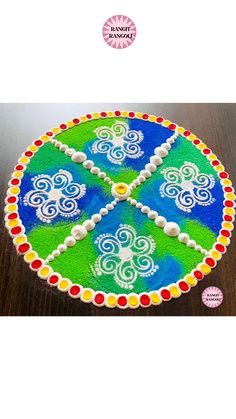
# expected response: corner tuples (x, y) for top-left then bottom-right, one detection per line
(160, 161), (215, 212)
(92, 121), (144, 164)
(94, 224), (158, 289)
(23, 170), (86, 223)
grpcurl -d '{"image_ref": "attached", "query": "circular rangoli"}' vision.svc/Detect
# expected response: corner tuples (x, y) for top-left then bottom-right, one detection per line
(4, 111), (235, 309)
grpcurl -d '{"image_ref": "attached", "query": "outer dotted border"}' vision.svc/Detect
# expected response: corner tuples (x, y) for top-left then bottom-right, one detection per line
(4, 111), (235, 309)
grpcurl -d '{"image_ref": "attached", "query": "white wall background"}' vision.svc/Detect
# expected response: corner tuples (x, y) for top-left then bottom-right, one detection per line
(0, 0), (235, 101)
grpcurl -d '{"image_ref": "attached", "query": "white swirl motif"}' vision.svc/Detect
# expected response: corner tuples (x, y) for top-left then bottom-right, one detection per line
(160, 161), (215, 212)
(94, 224), (158, 289)
(92, 121), (144, 164)
(23, 170), (86, 223)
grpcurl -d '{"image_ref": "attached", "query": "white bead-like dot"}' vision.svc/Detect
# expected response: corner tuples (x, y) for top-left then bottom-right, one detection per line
(91, 213), (102, 223)
(150, 155), (163, 166)
(59, 144), (68, 152)
(154, 146), (168, 157)
(187, 240), (196, 248)
(164, 222), (180, 237)
(83, 220), (95, 231)
(145, 163), (156, 173)
(138, 175), (146, 183)
(136, 202), (143, 209)
(52, 250), (60, 257)
(140, 170), (151, 178)
(64, 236), (76, 247)
(98, 172), (106, 179)
(162, 143), (171, 151)
(178, 233), (189, 243)
(58, 244), (67, 252)
(100, 208), (108, 216)
(148, 210), (158, 219)
(90, 166), (100, 175)
(155, 216), (167, 227)
(48, 255), (54, 261)
(65, 148), (76, 156)
(71, 151), (87, 163)
(71, 225), (87, 240)
(83, 160), (94, 169)
(141, 205), (150, 214)
(106, 204), (114, 211)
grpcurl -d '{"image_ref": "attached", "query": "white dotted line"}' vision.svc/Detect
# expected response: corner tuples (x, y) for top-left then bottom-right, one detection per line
(129, 132), (179, 191)
(127, 197), (209, 255)
(49, 139), (114, 186)
(44, 199), (118, 264)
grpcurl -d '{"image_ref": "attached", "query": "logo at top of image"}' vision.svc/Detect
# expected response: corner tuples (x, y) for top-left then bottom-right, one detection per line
(103, 15), (136, 49)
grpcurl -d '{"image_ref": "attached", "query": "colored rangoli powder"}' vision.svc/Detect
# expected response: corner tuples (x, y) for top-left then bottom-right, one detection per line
(4, 111), (235, 309)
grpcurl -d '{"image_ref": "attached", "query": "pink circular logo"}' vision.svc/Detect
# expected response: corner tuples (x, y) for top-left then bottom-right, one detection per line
(202, 286), (223, 308)
(103, 15), (137, 49)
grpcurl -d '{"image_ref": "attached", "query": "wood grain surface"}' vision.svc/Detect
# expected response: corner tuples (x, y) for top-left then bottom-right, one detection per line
(0, 103), (235, 316)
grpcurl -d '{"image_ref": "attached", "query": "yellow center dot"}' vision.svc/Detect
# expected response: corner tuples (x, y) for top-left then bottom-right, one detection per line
(13, 171), (23, 178)
(39, 267), (51, 278)
(121, 111), (128, 117)
(107, 112), (114, 117)
(128, 295), (139, 307)
(24, 251), (37, 263)
(58, 279), (70, 290)
(169, 285), (181, 297)
(222, 179), (232, 186)
(115, 184), (127, 195)
(136, 112), (142, 118)
(150, 292), (161, 305)
(14, 235), (26, 245)
(177, 127), (185, 134)
(188, 134), (196, 141)
(185, 275), (197, 287)
(218, 236), (230, 246)
(6, 204), (17, 212)
(83, 289), (93, 300)
(198, 143), (207, 150)
(67, 121), (74, 127)
(80, 116), (87, 122)
(200, 263), (211, 275)
(9, 186), (20, 195)
(52, 127), (60, 133)
(210, 250), (221, 261)
(92, 113), (100, 119)
(107, 295), (117, 307)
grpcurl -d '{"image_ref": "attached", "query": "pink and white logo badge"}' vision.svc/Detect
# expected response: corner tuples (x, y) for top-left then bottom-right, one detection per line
(103, 15), (137, 49)
(202, 286), (223, 308)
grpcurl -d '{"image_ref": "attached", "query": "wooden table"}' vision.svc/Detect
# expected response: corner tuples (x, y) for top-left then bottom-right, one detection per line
(0, 104), (235, 315)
